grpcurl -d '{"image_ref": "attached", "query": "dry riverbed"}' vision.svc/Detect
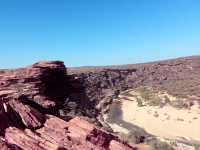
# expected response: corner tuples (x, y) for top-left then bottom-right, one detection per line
(103, 89), (200, 149)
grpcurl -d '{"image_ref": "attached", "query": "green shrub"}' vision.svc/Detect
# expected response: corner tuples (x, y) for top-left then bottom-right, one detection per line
(169, 140), (177, 147)
(136, 97), (144, 107)
(119, 130), (147, 144)
(164, 96), (171, 103)
(127, 130), (146, 144)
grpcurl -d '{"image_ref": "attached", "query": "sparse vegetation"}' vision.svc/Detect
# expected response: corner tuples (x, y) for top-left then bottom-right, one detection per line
(138, 87), (153, 101)
(122, 92), (135, 97)
(149, 97), (162, 106)
(119, 130), (146, 144)
(132, 87), (190, 109)
(170, 99), (186, 109)
(164, 96), (171, 103)
(136, 87), (164, 107)
(136, 97), (144, 107)
(168, 140), (177, 147)
(149, 140), (175, 150)
(153, 111), (159, 118)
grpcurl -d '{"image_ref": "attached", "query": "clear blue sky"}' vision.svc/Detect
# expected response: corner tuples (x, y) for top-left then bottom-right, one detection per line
(0, 0), (200, 68)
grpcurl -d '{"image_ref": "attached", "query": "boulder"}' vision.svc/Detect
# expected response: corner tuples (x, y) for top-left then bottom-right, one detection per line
(8, 100), (44, 129)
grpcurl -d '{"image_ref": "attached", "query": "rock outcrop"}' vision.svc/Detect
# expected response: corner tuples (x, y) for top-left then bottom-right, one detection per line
(0, 61), (134, 150)
(0, 61), (67, 110)
(0, 61), (67, 132)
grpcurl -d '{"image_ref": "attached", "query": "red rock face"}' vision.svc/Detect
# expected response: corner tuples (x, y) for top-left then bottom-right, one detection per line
(0, 61), (66, 108)
(0, 61), (134, 150)
(0, 61), (67, 132)
(4, 116), (134, 150)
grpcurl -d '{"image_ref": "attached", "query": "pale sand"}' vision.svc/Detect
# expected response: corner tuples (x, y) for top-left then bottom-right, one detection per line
(120, 98), (200, 141)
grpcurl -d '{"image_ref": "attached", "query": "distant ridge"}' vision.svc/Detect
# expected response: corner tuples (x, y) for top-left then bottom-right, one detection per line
(68, 55), (200, 74)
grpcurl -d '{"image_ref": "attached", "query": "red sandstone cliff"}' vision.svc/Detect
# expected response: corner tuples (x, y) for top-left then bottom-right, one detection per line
(0, 61), (134, 150)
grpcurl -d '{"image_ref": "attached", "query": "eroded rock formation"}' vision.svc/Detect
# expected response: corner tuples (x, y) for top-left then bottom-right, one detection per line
(0, 61), (134, 150)
(0, 61), (67, 133)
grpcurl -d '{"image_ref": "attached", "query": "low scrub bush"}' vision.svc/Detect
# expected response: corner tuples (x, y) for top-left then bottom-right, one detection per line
(138, 87), (153, 101)
(119, 130), (147, 144)
(149, 140), (175, 150)
(170, 99), (186, 109)
(136, 97), (144, 107)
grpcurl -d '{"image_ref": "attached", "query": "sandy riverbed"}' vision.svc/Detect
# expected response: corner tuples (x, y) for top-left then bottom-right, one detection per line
(104, 91), (200, 142)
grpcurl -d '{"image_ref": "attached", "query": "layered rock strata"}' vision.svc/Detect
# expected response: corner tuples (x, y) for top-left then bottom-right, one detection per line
(0, 61), (134, 150)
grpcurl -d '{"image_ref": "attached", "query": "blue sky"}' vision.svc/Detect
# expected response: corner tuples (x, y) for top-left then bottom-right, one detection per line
(0, 0), (200, 68)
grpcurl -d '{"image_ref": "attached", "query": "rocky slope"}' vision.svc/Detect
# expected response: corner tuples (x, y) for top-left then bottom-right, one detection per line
(0, 61), (134, 150)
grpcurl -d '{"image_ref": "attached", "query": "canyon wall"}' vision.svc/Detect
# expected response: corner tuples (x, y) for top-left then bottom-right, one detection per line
(0, 56), (200, 149)
(66, 56), (200, 120)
